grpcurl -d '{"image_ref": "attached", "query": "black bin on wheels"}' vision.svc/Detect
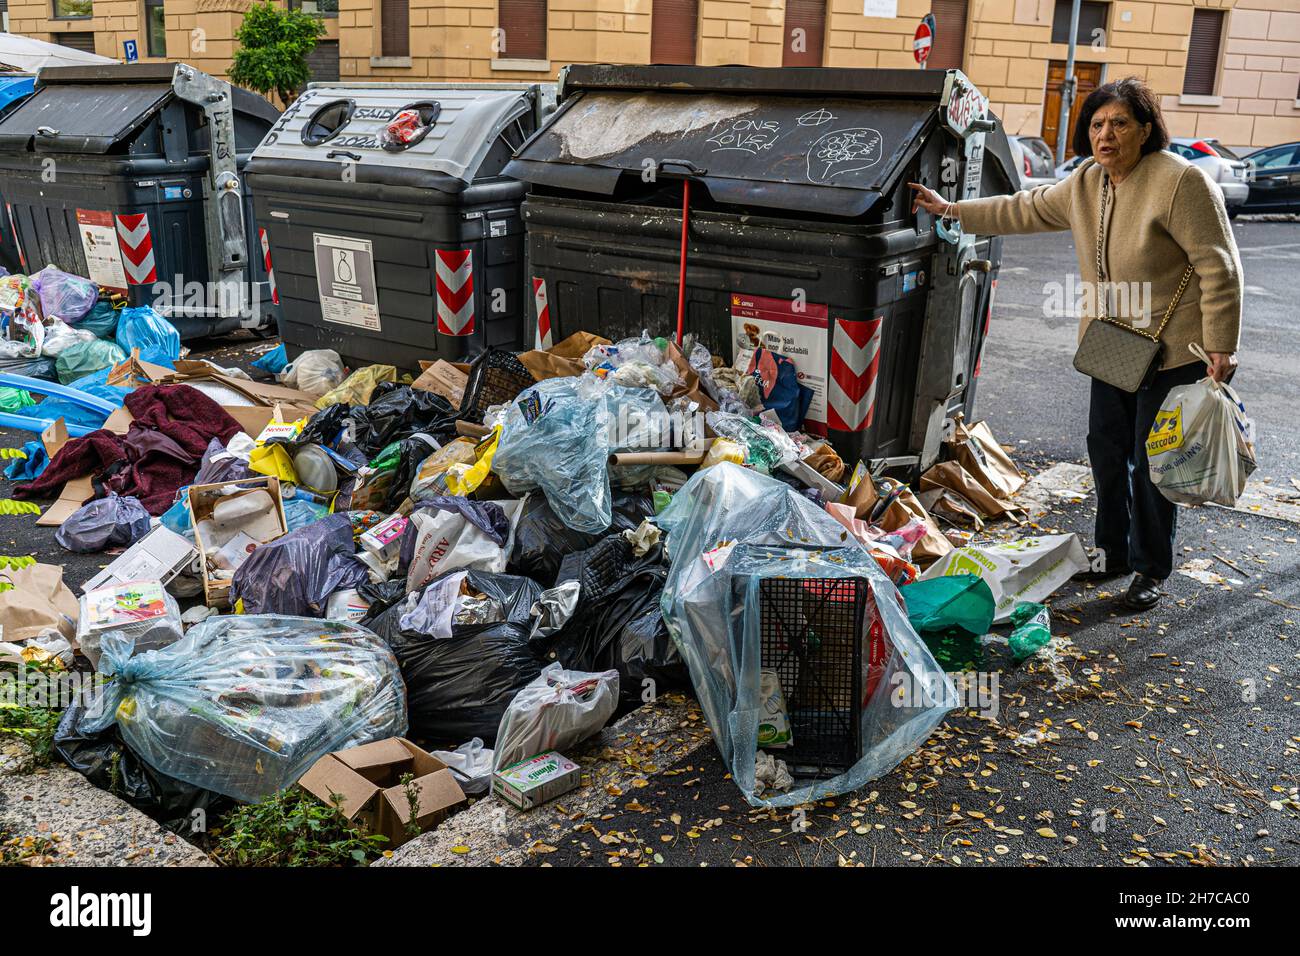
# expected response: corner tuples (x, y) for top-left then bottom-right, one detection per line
(246, 83), (551, 373)
(0, 63), (279, 339)
(505, 65), (1018, 474)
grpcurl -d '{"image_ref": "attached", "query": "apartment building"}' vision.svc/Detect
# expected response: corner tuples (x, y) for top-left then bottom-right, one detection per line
(5, 0), (1298, 150)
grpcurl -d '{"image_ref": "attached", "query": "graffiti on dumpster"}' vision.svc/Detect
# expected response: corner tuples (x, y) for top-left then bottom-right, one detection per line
(806, 127), (883, 184)
(706, 116), (783, 155)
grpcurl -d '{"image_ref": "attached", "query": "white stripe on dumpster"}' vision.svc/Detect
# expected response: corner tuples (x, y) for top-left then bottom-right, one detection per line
(827, 316), (882, 432)
(434, 249), (474, 336)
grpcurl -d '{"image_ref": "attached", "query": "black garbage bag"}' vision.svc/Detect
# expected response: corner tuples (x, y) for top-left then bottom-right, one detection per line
(230, 512), (369, 616)
(55, 493), (151, 553)
(0, 355), (58, 381)
(297, 403), (353, 449)
(357, 579), (409, 624)
(54, 695), (231, 831)
(349, 384), (458, 458)
(369, 569), (544, 746)
(384, 433), (442, 510)
(509, 490), (656, 587)
(536, 534), (688, 707)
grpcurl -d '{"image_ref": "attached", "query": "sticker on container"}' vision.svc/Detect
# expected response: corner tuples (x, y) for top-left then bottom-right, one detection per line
(730, 293), (829, 435)
(76, 209), (129, 291)
(313, 233), (381, 331)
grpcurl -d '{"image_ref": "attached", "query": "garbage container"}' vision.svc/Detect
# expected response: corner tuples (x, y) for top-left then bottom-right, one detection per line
(0, 63), (279, 339)
(246, 82), (553, 372)
(505, 65), (1018, 474)
(0, 74), (36, 274)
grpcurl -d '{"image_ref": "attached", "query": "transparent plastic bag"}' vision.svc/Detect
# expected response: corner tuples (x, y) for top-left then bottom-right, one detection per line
(39, 320), (96, 358)
(1147, 366), (1256, 507)
(657, 463), (958, 808)
(493, 377), (612, 533)
(56, 493), (151, 553)
(55, 338), (126, 384)
(76, 580), (183, 670)
(492, 662), (619, 772)
(279, 349), (346, 398)
(116, 306), (181, 365)
(31, 265), (97, 322)
(81, 615), (408, 803)
(314, 364), (397, 409)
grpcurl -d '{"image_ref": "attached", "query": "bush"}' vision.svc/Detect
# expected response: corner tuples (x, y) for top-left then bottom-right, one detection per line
(213, 788), (388, 867)
(229, 1), (326, 106)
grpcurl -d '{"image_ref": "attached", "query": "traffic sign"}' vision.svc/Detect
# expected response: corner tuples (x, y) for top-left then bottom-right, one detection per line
(913, 17), (933, 65)
(123, 39), (139, 63)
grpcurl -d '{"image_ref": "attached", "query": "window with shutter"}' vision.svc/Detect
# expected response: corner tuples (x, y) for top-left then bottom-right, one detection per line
(651, 0), (698, 65)
(927, 0), (968, 70)
(1182, 9), (1224, 96)
(1050, 0), (1109, 46)
(381, 0), (410, 58)
(782, 0), (825, 67)
(498, 0), (548, 61)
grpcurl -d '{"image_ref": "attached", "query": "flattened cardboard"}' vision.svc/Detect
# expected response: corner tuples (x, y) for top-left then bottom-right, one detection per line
(299, 738), (467, 847)
(81, 525), (197, 594)
(517, 331), (611, 382)
(412, 360), (469, 408)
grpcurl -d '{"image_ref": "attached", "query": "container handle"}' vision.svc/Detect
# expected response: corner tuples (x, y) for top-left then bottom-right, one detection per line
(36, 126), (58, 137)
(655, 158), (707, 179)
(326, 150), (363, 162)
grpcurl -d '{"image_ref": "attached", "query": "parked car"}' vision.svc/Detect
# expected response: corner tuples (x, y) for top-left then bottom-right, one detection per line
(1051, 140), (1248, 213)
(1169, 138), (1249, 215)
(1008, 135), (1059, 190)
(1241, 142), (1300, 215)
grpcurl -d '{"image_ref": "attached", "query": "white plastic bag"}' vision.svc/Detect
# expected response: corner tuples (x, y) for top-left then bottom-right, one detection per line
(919, 533), (1088, 623)
(431, 737), (495, 795)
(405, 508), (508, 592)
(492, 662), (619, 772)
(279, 348), (345, 398)
(1146, 348), (1255, 507)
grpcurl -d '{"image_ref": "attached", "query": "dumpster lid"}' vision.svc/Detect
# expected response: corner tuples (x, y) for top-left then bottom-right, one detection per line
(0, 80), (173, 152)
(248, 84), (536, 190)
(505, 87), (937, 217)
(0, 75), (35, 115)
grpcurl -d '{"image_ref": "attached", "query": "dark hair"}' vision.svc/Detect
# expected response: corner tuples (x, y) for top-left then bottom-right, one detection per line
(1071, 76), (1170, 159)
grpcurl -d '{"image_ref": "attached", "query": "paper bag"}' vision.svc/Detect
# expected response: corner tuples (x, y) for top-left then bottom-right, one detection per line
(949, 417), (1025, 499)
(0, 563), (79, 642)
(919, 533), (1088, 622)
(517, 331), (611, 382)
(843, 469), (952, 568)
(920, 460), (1026, 523)
(412, 360), (469, 408)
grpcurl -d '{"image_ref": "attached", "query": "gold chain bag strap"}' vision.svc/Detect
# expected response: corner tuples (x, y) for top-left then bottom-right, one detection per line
(1073, 174), (1195, 392)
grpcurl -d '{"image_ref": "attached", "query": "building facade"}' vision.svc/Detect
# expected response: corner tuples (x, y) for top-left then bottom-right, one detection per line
(6, 0), (1299, 150)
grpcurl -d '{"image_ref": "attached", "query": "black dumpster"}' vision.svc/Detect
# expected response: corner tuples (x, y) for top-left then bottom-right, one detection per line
(0, 74), (36, 275)
(246, 83), (551, 372)
(505, 65), (1018, 474)
(0, 63), (279, 339)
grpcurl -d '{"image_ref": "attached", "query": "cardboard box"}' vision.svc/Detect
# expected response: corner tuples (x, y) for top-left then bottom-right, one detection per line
(187, 476), (288, 608)
(299, 738), (467, 848)
(81, 525), (197, 594)
(412, 360), (470, 409)
(492, 751), (581, 810)
(359, 513), (409, 563)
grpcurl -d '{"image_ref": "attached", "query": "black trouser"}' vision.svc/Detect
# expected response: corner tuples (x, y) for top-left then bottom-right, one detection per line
(1087, 361), (1205, 581)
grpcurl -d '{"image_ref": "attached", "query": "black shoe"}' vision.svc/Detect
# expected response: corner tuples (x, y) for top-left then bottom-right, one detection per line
(1072, 565), (1132, 583)
(1123, 574), (1163, 611)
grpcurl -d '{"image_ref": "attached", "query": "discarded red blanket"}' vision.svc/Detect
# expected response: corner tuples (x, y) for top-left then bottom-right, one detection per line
(13, 384), (242, 515)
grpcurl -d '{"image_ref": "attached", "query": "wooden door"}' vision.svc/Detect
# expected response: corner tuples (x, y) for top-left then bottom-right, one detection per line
(1042, 60), (1102, 158)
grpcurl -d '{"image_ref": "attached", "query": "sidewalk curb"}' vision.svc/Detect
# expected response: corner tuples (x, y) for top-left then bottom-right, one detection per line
(375, 692), (711, 867)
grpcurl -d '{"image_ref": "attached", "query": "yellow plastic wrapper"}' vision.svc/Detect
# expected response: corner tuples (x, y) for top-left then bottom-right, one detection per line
(444, 427), (500, 497)
(314, 364), (397, 410)
(248, 443), (297, 483)
(701, 437), (745, 469)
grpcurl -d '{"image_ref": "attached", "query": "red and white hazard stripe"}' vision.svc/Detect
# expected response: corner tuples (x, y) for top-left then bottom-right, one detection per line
(258, 228), (279, 305)
(974, 278), (995, 378)
(827, 316), (883, 433)
(434, 249), (474, 336)
(5, 203), (24, 272)
(533, 276), (552, 350)
(115, 213), (157, 285)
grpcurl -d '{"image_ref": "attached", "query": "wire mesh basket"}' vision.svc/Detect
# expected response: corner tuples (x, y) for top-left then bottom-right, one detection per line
(457, 348), (534, 424)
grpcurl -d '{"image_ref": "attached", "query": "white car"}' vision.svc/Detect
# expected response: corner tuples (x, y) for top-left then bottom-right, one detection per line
(1054, 140), (1248, 213)
(1007, 135), (1059, 190)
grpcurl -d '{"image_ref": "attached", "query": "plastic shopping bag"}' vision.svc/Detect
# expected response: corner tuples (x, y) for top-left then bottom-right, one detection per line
(116, 306), (181, 365)
(31, 265), (97, 322)
(491, 662), (619, 772)
(1146, 347), (1256, 507)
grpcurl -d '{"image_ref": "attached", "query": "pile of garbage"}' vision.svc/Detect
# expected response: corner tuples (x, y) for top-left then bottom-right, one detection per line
(0, 309), (1087, 839)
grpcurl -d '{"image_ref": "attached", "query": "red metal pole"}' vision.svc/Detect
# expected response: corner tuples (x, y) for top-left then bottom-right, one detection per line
(675, 179), (691, 346)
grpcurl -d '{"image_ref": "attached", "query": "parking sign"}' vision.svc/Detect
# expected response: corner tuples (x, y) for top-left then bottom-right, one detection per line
(123, 39), (138, 63)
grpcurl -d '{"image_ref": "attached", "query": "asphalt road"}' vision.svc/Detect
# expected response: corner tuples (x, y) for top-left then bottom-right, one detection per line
(1, 225), (1296, 869)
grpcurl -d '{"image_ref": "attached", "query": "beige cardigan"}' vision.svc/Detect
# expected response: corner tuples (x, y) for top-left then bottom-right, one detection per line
(956, 149), (1243, 370)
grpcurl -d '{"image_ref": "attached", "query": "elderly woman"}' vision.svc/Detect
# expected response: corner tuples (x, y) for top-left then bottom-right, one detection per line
(910, 77), (1242, 611)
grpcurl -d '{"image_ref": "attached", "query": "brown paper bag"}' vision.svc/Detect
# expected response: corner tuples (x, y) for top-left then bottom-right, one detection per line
(0, 563), (79, 643)
(517, 331), (610, 381)
(950, 417), (1026, 499)
(662, 341), (719, 414)
(412, 360), (469, 408)
(842, 470), (952, 568)
(920, 460), (1026, 523)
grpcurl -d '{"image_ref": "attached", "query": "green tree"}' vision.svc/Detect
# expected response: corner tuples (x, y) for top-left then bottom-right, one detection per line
(229, 1), (326, 107)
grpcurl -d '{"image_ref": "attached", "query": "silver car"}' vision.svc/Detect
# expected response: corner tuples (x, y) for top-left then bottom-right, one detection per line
(1169, 138), (1250, 213)
(1053, 140), (1248, 213)
(1007, 135), (1059, 190)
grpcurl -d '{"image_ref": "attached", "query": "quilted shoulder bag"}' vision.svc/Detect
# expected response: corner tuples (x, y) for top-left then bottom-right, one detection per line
(1073, 175), (1195, 392)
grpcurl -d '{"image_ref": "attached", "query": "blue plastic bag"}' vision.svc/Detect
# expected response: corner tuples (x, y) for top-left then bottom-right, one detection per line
(81, 616), (408, 804)
(251, 343), (287, 374)
(4, 440), (47, 481)
(748, 347), (813, 432)
(116, 306), (181, 366)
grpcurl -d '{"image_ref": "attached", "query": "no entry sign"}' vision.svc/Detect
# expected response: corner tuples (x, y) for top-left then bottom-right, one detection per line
(914, 16), (933, 65)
